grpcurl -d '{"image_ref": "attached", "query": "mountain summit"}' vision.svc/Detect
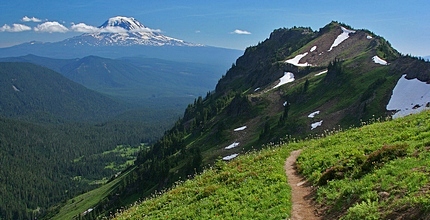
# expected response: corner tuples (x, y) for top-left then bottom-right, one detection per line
(99, 16), (147, 31)
(64, 16), (200, 47)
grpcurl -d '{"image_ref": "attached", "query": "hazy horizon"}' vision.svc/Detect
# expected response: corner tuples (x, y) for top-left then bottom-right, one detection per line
(1, 0), (429, 56)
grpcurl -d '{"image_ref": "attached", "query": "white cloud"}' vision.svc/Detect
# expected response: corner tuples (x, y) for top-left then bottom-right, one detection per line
(22, 16), (42, 22)
(71, 23), (99, 33)
(128, 27), (161, 33)
(100, 26), (128, 33)
(34, 21), (68, 33)
(231, 29), (251, 35)
(0, 24), (32, 32)
(3, 17), (163, 34)
(128, 27), (160, 33)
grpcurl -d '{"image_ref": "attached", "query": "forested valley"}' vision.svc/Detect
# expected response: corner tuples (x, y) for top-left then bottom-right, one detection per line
(0, 58), (217, 220)
(0, 111), (174, 219)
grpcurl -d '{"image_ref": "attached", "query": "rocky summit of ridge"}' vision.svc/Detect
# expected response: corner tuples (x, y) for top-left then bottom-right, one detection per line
(216, 21), (401, 94)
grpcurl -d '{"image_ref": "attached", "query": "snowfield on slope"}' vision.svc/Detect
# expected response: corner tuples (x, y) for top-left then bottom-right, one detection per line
(234, 126), (247, 131)
(328, 26), (356, 51)
(273, 72), (295, 89)
(12, 85), (20, 92)
(311, 120), (323, 130)
(387, 74), (430, 118)
(285, 52), (311, 67)
(315, 70), (327, 76)
(310, 46), (317, 52)
(308, 111), (320, 118)
(372, 55), (388, 65)
(225, 142), (240, 150)
(222, 154), (239, 161)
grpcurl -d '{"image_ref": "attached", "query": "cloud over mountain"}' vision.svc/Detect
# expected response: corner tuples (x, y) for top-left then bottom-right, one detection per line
(2, 16), (163, 35)
(70, 23), (99, 33)
(0, 24), (31, 32)
(34, 21), (69, 33)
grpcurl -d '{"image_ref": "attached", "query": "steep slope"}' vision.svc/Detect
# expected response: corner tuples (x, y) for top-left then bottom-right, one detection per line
(113, 110), (430, 219)
(181, 21), (418, 163)
(52, 21), (430, 219)
(0, 62), (127, 122)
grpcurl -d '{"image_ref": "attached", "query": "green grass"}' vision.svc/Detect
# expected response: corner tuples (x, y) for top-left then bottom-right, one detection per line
(297, 110), (430, 218)
(51, 168), (135, 220)
(50, 145), (145, 218)
(115, 145), (295, 219)
(114, 110), (430, 219)
(103, 144), (144, 171)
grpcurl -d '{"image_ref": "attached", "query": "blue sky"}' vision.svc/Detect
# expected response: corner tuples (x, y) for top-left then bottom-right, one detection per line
(1, 0), (429, 56)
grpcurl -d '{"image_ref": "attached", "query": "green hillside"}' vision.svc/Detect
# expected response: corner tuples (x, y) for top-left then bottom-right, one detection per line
(0, 62), (127, 122)
(48, 22), (430, 219)
(114, 110), (430, 219)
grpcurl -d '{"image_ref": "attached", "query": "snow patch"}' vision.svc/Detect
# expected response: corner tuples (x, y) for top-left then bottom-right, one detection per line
(308, 111), (320, 118)
(372, 55), (388, 65)
(234, 126), (247, 131)
(367, 35), (373, 39)
(386, 74), (430, 118)
(311, 120), (323, 130)
(315, 70), (328, 76)
(273, 72), (295, 89)
(310, 46), (317, 52)
(223, 154), (239, 161)
(285, 52), (311, 67)
(83, 208), (94, 215)
(12, 85), (20, 92)
(254, 87), (260, 92)
(283, 101), (288, 106)
(225, 142), (240, 150)
(328, 26), (356, 51)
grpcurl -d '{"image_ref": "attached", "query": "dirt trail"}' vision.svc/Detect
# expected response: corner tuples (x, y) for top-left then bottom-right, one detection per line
(285, 150), (321, 220)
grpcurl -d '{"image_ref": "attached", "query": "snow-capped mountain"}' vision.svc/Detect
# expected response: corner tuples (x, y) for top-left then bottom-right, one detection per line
(63, 16), (200, 47)
(0, 16), (243, 62)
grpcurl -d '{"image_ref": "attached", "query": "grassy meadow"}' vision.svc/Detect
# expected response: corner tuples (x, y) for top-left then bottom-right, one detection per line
(112, 110), (430, 219)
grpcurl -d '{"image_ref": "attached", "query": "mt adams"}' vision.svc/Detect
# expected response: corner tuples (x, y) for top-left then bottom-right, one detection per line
(63, 16), (199, 47)
(0, 16), (241, 64)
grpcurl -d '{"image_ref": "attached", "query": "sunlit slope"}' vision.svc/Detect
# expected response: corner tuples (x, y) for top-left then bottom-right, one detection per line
(62, 21), (430, 219)
(115, 111), (430, 219)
